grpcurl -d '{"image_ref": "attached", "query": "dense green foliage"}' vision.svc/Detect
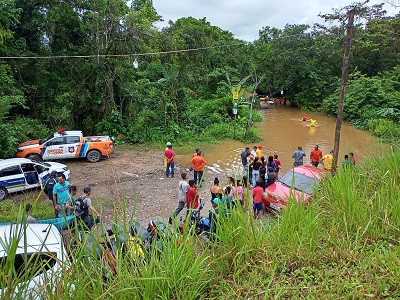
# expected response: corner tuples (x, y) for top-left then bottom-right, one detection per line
(0, 1), (399, 157)
(2, 147), (399, 299)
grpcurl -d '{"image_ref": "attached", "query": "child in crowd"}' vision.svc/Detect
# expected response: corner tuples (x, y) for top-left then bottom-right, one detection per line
(186, 180), (199, 210)
(252, 181), (263, 219)
(221, 186), (233, 210)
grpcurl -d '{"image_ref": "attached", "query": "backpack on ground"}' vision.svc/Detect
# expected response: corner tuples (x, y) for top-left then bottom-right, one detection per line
(75, 195), (88, 216)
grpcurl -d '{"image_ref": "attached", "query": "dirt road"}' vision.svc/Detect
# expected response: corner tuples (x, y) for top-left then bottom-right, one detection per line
(57, 145), (214, 226)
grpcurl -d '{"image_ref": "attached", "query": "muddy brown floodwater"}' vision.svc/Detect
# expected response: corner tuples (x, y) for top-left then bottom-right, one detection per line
(9, 103), (386, 227)
(175, 103), (387, 176)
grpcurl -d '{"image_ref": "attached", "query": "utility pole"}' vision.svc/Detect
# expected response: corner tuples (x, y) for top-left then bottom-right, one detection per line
(333, 9), (355, 174)
(245, 74), (262, 139)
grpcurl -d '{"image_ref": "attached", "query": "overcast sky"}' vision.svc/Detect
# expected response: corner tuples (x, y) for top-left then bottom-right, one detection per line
(152, 0), (399, 41)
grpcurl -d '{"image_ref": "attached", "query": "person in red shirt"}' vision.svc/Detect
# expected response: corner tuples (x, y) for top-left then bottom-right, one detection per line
(189, 150), (207, 185)
(186, 180), (199, 210)
(273, 154), (281, 178)
(350, 152), (356, 165)
(252, 181), (263, 219)
(310, 145), (322, 167)
(164, 143), (175, 178)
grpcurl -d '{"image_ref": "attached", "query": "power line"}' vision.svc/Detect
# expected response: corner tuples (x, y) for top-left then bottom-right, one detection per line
(0, 42), (244, 60)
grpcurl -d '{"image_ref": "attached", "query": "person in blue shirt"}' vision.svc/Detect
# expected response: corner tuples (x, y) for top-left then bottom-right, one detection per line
(52, 174), (70, 218)
(209, 198), (220, 242)
(292, 146), (306, 167)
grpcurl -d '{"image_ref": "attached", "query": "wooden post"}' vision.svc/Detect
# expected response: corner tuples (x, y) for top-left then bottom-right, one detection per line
(333, 10), (355, 174)
(234, 113), (237, 139)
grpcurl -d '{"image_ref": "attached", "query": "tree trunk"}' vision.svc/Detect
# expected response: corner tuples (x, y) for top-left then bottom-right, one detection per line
(333, 10), (355, 174)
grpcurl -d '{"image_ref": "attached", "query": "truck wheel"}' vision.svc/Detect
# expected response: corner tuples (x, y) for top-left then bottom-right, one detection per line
(87, 150), (101, 163)
(0, 187), (8, 201)
(28, 154), (43, 162)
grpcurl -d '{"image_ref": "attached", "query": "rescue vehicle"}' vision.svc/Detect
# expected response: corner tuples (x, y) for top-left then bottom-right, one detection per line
(16, 130), (113, 163)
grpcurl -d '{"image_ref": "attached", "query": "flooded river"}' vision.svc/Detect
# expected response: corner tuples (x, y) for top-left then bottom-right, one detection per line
(175, 104), (386, 177)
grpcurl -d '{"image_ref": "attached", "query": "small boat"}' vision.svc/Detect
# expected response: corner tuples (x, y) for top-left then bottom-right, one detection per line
(0, 215), (74, 231)
(37, 215), (74, 230)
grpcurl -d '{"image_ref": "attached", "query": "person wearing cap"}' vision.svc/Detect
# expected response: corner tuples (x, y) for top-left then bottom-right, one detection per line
(44, 170), (58, 202)
(163, 142), (172, 168)
(164, 142), (175, 178)
(193, 148), (201, 157)
(189, 151), (207, 185)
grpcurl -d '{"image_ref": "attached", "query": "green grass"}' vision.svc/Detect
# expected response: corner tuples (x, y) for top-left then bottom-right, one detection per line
(1, 146), (400, 299)
(0, 192), (54, 223)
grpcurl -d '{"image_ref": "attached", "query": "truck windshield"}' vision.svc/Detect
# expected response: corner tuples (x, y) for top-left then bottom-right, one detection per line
(39, 134), (53, 145)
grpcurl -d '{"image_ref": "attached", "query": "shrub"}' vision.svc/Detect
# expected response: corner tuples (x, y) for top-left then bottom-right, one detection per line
(366, 118), (400, 138)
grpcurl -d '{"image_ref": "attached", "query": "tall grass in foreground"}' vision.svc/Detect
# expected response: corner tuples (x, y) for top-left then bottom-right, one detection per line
(1, 147), (399, 299)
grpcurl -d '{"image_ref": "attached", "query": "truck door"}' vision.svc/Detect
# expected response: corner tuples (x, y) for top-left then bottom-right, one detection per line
(43, 137), (66, 160)
(63, 135), (81, 159)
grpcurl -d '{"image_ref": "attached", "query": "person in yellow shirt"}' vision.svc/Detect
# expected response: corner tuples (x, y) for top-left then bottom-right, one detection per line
(309, 118), (317, 127)
(322, 150), (334, 171)
(256, 145), (263, 161)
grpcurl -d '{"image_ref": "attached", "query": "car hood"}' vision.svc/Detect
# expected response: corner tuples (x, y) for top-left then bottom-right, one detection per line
(18, 139), (41, 148)
(43, 161), (68, 170)
(0, 224), (63, 255)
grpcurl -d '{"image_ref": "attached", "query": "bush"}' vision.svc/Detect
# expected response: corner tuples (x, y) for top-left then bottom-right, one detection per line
(0, 118), (50, 158)
(366, 118), (400, 138)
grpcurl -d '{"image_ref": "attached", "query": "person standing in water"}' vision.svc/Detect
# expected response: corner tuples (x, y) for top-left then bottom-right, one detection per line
(309, 118), (317, 127)
(292, 146), (306, 167)
(310, 145), (322, 167)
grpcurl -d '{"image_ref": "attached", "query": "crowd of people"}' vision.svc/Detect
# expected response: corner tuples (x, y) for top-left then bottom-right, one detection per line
(165, 140), (357, 222)
(42, 171), (101, 229)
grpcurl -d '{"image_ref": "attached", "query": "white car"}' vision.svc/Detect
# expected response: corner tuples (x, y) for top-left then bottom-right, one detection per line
(0, 223), (70, 299)
(0, 158), (70, 201)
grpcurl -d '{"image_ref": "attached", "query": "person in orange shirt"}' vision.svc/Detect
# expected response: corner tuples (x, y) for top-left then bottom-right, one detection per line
(310, 145), (322, 167)
(189, 150), (207, 185)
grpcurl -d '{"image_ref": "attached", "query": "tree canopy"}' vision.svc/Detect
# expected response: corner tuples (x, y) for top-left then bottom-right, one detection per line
(0, 0), (399, 157)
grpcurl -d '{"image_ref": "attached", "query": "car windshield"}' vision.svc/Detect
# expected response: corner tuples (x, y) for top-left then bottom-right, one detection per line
(278, 170), (320, 195)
